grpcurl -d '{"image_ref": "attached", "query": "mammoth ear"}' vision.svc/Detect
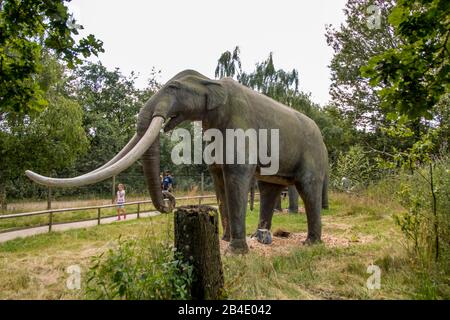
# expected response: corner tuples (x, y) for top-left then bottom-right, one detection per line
(201, 79), (227, 110)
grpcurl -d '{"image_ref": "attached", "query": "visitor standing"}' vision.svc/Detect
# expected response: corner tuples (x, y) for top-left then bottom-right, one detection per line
(162, 170), (173, 192)
(116, 183), (126, 220)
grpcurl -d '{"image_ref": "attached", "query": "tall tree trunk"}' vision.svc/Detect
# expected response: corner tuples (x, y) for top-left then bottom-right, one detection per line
(429, 163), (439, 261)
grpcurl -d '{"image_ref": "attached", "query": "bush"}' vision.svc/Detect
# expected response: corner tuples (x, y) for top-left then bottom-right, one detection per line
(365, 155), (450, 298)
(330, 146), (385, 192)
(86, 236), (194, 300)
(393, 156), (450, 262)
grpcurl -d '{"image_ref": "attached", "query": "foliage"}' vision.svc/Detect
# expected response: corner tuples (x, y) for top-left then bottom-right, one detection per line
(321, 105), (361, 160)
(0, 54), (87, 207)
(369, 155), (450, 297)
(86, 237), (194, 300)
(68, 64), (210, 196)
(238, 52), (299, 105)
(325, 0), (449, 165)
(56, 63), (160, 197)
(342, 0), (450, 269)
(216, 48), (299, 104)
(330, 145), (384, 191)
(326, 0), (399, 130)
(71, 63), (144, 157)
(361, 0), (450, 119)
(378, 119), (449, 262)
(215, 46), (242, 79)
(0, 0), (104, 114)
(378, 116), (446, 169)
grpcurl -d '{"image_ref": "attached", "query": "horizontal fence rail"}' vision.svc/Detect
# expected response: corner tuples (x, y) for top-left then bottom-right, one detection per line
(0, 194), (260, 235)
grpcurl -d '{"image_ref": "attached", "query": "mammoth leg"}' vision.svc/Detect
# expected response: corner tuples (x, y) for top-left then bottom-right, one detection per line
(322, 172), (329, 209)
(256, 181), (286, 244)
(209, 165), (230, 241)
(274, 193), (282, 211)
(223, 165), (254, 254)
(288, 185), (299, 213)
(249, 177), (256, 211)
(295, 176), (323, 244)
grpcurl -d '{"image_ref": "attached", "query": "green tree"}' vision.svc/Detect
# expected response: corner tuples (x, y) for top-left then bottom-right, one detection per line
(325, 0), (446, 166)
(238, 52), (299, 105)
(326, 0), (399, 130)
(0, 0), (103, 114)
(357, 0), (449, 264)
(65, 63), (153, 196)
(361, 0), (450, 119)
(379, 117), (449, 261)
(0, 54), (87, 209)
(215, 46), (242, 79)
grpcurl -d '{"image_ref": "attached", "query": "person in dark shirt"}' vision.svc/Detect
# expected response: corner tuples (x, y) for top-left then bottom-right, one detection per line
(162, 170), (173, 192)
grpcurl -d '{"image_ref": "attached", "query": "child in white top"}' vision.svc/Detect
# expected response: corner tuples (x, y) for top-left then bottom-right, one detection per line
(116, 183), (126, 220)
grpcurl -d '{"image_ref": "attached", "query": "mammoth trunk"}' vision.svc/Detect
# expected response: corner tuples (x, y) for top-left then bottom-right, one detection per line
(142, 134), (168, 213)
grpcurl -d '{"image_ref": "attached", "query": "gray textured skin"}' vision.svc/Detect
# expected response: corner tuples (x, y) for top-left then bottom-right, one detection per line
(136, 70), (329, 253)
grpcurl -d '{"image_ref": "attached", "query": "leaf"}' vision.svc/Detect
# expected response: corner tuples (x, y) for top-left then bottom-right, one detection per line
(388, 6), (405, 27)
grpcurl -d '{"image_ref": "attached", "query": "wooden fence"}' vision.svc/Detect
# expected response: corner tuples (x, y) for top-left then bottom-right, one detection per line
(0, 194), (221, 234)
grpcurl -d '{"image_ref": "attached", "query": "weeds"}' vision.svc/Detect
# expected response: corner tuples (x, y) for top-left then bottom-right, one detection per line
(85, 235), (194, 300)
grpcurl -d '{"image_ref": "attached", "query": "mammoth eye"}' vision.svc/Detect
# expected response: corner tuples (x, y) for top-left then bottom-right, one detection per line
(167, 82), (180, 90)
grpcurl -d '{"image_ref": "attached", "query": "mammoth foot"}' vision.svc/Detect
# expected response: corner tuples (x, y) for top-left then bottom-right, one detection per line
(302, 237), (322, 246)
(226, 239), (249, 254)
(253, 229), (272, 245)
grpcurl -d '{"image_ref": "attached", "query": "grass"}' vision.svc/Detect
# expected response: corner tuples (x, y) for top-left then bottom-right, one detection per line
(0, 192), (447, 299)
(0, 213), (174, 299)
(223, 193), (413, 299)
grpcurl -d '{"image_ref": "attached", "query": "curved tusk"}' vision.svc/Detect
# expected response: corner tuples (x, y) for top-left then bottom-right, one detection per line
(25, 117), (164, 188)
(80, 133), (140, 176)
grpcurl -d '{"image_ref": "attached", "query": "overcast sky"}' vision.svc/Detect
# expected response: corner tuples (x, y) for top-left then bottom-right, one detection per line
(68, 0), (347, 106)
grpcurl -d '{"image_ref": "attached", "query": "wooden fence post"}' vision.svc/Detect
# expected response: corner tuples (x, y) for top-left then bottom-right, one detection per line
(97, 208), (101, 225)
(174, 205), (224, 300)
(47, 186), (52, 210)
(48, 212), (53, 232)
(112, 176), (116, 204)
(137, 203), (140, 219)
(198, 173), (204, 206)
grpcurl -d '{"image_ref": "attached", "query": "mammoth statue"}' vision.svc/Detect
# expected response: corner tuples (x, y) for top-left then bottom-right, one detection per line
(26, 70), (329, 254)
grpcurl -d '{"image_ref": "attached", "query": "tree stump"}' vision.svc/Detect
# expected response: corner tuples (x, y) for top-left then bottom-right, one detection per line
(174, 205), (225, 300)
